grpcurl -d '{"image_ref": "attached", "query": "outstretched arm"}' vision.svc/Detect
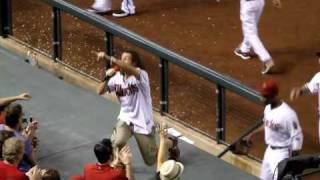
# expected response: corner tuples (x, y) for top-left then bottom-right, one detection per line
(96, 52), (140, 79)
(157, 123), (171, 172)
(290, 85), (311, 101)
(0, 93), (31, 106)
(97, 81), (107, 95)
(244, 124), (264, 143)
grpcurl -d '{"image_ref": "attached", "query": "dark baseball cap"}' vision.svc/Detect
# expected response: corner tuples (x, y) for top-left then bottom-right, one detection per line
(316, 52), (320, 57)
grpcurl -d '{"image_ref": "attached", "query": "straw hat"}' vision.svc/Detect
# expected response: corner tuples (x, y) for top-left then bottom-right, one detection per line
(159, 160), (184, 180)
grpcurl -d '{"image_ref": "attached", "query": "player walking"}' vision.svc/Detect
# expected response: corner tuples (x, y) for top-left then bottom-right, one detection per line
(246, 80), (303, 180)
(234, 0), (282, 74)
(290, 52), (320, 143)
(87, 0), (135, 18)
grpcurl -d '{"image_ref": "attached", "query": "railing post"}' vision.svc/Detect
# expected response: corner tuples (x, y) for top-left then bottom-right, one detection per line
(104, 32), (113, 69)
(0, 0), (12, 38)
(52, 7), (62, 62)
(216, 85), (226, 143)
(160, 58), (169, 115)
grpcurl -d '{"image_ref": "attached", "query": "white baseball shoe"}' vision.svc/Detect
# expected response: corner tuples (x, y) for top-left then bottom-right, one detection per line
(261, 60), (275, 74)
(112, 10), (135, 18)
(234, 48), (252, 60)
(87, 8), (110, 15)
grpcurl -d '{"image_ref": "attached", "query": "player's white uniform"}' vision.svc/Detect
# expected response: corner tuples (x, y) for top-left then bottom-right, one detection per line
(239, 0), (272, 62)
(261, 102), (303, 180)
(91, 0), (136, 14)
(306, 72), (320, 143)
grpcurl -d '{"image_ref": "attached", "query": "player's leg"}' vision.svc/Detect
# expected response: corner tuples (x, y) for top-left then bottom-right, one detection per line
(111, 120), (133, 150)
(113, 0), (136, 18)
(260, 147), (273, 180)
(243, 1), (270, 61)
(235, 0), (254, 60)
(255, 0), (265, 23)
(239, 0), (252, 53)
(269, 148), (290, 180)
(244, 1), (274, 74)
(88, 0), (112, 13)
(122, 0), (136, 14)
(133, 129), (158, 166)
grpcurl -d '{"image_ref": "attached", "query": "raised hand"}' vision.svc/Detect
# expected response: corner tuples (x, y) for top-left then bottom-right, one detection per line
(119, 145), (133, 166)
(26, 165), (42, 180)
(290, 87), (301, 101)
(24, 120), (39, 140)
(96, 52), (107, 61)
(105, 68), (116, 77)
(272, 0), (282, 8)
(159, 123), (168, 140)
(18, 93), (32, 100)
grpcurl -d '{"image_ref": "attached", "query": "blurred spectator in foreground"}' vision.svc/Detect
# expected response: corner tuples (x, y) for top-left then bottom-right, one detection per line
(0, 93), (31, 124)
(41, 168), (61, 180)
(0, 103), (38, 172)
(0, 137), (28, 180)
(26, 167), (61, 180)
(70, 138), (134, 180)
(0, 130), (15, 160)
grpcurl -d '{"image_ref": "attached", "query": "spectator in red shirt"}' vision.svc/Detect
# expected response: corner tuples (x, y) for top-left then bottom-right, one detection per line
(0, 137), (28, 180)
(74, 138), (134, 180)
(0, 93), (31, 124)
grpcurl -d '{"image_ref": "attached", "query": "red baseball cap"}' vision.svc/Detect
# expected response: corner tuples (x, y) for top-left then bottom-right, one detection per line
(259, 79), (279, 97)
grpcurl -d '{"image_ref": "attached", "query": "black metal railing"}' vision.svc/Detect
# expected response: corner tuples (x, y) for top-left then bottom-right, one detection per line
(0, 0), (263, 153)
(0, 0), (12, 38)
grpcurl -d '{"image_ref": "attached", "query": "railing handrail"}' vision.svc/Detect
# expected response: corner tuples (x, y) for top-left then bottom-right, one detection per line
(41, 0), (262, 105)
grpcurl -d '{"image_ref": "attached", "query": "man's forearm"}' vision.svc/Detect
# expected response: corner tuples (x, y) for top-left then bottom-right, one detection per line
(300, 84), (311, 96)
(125, 164), (134, 180)
(97, 81), (107, 95)
(247, 124), (264, 139)
(0, 96), (21, 106)
(111, 58), (140, 78)
(157, 140), (167, 172)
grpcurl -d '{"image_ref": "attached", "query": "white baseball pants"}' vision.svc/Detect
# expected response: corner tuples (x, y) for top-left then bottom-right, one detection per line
(239, 0), (271, 62)
(260, 146), (290, 180)
(91, 0), (135, 14)
(121, 0), (136, 14)
(91, 0), (112, 12)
